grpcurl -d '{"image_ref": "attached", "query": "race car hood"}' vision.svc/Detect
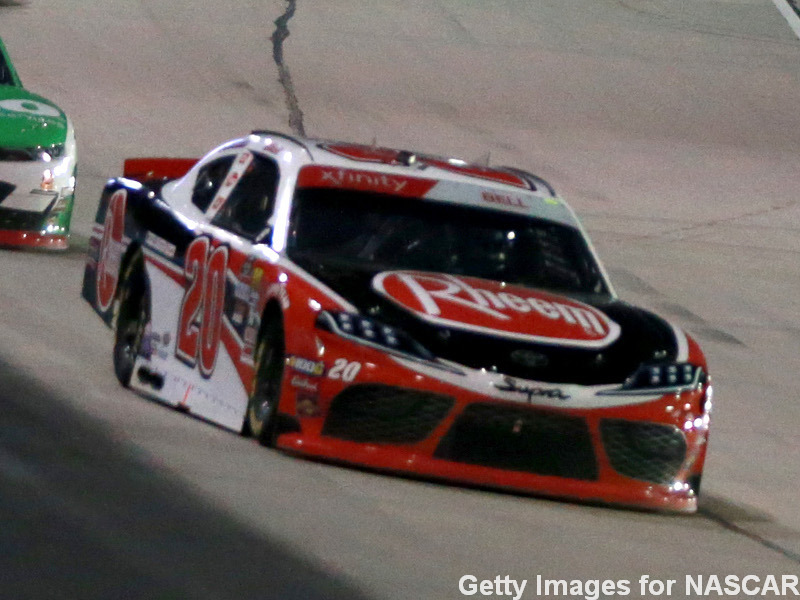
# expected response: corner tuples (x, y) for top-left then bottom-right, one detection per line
(0, 86), (68, 149)
(297, 257), (682, 386)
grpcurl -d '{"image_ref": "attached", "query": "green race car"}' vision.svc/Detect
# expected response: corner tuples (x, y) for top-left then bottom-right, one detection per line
(0, 37), (76, 249)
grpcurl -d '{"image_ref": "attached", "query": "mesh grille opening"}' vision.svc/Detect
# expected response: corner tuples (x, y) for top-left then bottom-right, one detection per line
(435, 403), (598, 480)
(322, 384), (454, 444)
(601, 419), (686, 484)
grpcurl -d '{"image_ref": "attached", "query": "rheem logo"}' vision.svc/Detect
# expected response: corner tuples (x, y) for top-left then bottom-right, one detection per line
(373, 271), (620, 348)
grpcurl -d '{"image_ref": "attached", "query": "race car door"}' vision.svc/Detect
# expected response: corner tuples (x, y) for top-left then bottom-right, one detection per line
(173, 149), (280, 430)
(135, 149), (281, 432)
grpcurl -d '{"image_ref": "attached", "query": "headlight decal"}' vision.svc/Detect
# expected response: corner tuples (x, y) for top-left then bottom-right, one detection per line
(599, 362), (707, 396)
(316, 310), (433, 361)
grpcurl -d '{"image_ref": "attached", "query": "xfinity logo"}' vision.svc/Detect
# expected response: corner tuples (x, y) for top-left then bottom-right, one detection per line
(319, 169), (408, 194)
(493, 375), (570, 402)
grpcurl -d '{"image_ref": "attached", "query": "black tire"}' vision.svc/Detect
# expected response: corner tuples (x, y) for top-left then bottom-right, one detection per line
(246, 316), (285, 446)
(113, 256), (149, 388)
(688, 473), (702, 497)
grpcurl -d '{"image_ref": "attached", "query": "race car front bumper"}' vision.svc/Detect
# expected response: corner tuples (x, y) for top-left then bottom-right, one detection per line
(0, 158), (75, 249)
(0, 228), (69, 248)
(282, 434), (701, 513)
(274, 338), (710, 513)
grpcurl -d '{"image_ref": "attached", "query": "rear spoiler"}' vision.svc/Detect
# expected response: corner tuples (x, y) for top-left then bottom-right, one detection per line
(123, 158), (198, 182)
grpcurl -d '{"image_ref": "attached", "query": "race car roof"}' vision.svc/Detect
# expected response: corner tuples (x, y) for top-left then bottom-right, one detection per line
(248, 130), (580, 228)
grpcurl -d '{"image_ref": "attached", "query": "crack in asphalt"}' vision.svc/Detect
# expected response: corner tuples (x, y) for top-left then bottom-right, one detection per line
(620, 198), (800, 243)
(700, 507), (800, 565)
(615, 0), (800, 46)
(272, 0), (306, 136)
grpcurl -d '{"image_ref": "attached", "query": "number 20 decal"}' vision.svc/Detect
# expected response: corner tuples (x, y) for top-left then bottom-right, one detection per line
(95, 189), (127, 313)
(328, 359), (361, 382)
(175, 237), (229, 378)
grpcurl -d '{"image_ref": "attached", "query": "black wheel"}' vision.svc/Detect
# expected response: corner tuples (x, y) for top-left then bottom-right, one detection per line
(246, 317), (285, 446)
(113, 257), (149, 388)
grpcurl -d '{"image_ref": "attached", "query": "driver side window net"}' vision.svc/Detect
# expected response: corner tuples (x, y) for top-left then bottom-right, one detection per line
(211, 154), (279, 241)
(191, 156), (235, 213)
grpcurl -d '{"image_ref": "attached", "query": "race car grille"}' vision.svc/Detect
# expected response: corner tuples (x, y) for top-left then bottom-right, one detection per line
(600, 419), (686, 484)
(0, 207), (48, 230)
(322, 384), (454, 444)
(434, 403), (598, 481)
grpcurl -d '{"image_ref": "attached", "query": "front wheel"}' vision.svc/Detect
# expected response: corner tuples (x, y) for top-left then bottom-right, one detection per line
(246, 317), (285, 446)
(113, 257), (149, 387)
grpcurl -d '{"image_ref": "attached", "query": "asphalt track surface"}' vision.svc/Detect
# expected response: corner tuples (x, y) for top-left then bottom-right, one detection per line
(1, 2), (800, 599)
(0, 350), (369, 600)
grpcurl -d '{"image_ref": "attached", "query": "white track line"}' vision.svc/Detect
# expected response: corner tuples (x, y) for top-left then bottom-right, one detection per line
(772, 0), (800, 39)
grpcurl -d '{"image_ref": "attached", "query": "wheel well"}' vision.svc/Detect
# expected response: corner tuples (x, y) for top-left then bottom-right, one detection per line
(114, 243), (150, 322)
(258, 300), (284, 341)
(243, 299), (294, 440)
(118, 243), (144, 289)
(260, 301), (298, 436)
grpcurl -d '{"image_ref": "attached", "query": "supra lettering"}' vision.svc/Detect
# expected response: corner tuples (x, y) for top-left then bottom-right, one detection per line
(494, 375), (570, 401)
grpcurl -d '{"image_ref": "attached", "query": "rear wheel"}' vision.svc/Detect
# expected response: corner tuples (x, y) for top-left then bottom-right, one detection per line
(247, 317), (285, 446)
(113, 256), (149, 388)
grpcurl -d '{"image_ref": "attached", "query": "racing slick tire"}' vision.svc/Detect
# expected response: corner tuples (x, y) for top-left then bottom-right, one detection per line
(246, 315), (285, 446)
(688, 473), (702, 497)
(113, 254), (149, 388)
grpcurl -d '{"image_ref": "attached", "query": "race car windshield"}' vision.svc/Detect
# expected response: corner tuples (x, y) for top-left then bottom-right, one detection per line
(0, 53), (12, 86)
(287, 188), (610, 298)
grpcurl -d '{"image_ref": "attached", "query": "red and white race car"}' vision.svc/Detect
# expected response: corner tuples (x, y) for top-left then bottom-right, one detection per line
(82, 130), (711, 512)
